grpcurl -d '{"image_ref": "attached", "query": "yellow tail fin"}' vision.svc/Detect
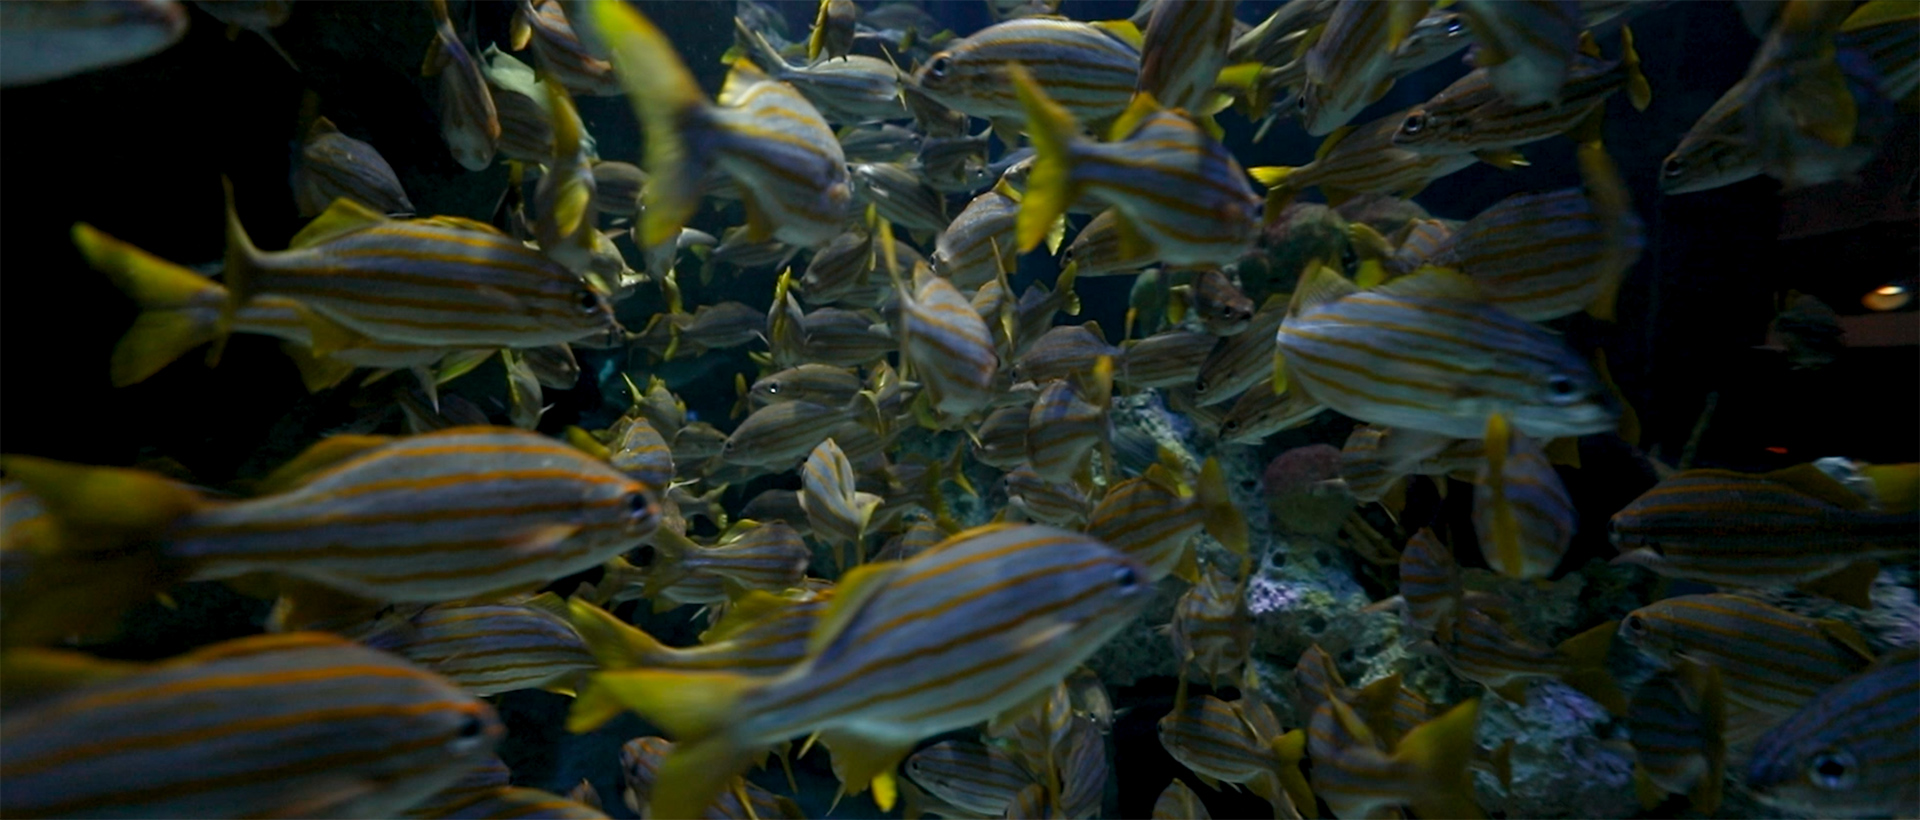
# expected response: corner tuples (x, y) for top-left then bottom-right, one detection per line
(590, 1), (711, 247)
(573, 668), (762, 819)
(72, 224), (226, 387)
(1393, 698), (1483, 820)
(1009, 64), (1083, 254)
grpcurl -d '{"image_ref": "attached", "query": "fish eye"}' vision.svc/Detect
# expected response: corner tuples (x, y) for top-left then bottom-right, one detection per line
(1662, 156), (1685, 178)
(926, 55), (951, 80)
(1446, 19), (1464, 34)
(576, 289), (602, 312)
(627, 491), (655, 521)
(1296, 94), (1309, 112)
(1195, 377), (1209, 392)
(1808, 750), (1856, 789)
(766, 382), (781, 394)
(1113, 564), (1141, 590)
(1623, 614), (1646, 634)
(1544, 374), (1582, 403)
(455, 713), (488, 739)
(1223, 419), (1240, 433)
(1402, 113), (1426, 134)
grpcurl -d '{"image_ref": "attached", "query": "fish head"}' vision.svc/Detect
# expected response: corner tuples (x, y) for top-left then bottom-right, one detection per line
(1390, 106), (1469, 152)
(558, 280), (626, 347)
(1499, 350), (1619, 440)
(371, 685), (505, 810)
(1658, 135), (1756, 195)
(910, 49), (969, 108)
(1746, 733), (1869, 816)
(1615, 604), (1677, 663)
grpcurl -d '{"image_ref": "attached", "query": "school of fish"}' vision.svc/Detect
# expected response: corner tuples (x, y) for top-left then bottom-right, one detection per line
(3, 0), (1916, 818)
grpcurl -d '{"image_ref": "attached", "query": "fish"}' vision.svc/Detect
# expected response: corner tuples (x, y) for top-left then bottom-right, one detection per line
(359, 595), (597, 697)
(3, 427), (660, 623)
(1838, 0), (1920, 102)
(510, 0), (620, 96)
(892, 263), (999, 421)
(1299, 0), (1431, 135)
(1119, 329), (1216, 390)
(722, 395), (878, 471)
(1156, 690), (1303, 819)
(608, 416), (674, 492)
(415, 785), (609, 819)
(842, 123), (926, 163)
(1626, 659), (1726, 815)
(1746, 649), (1919, 819)
(1428, 187), (1644, 322)
(573, 523), (1152, 818)
(1738, 1), (1878, 191)
(749, 364), (864, 410)
(1432, 605), (1626, 713)
(532, 77), (600, 273)
(218, 183), (622, 352)
(933, 184), (1021, 289)
(1086, 459), (1246, 583)
(1217, 378), (1325, 444)
(1472, 413), (1576, 580)
(481, 46), (568, 164)
(1306, 696), (1482, 820)
(799, 438), (884, 573)
(801, 230), (913, 307)
(1025, 363), (1113, 486)
(1136, 0), (1242, 113)
(1393, 528), (1466, 641)
(423, 0), (500, 171)
(1061, 209), (1158, 278)
(916, 131), (995, 192)
(293, 117), (415, 218)
(1392, 31), (1651, 157)
(0, 0), (188, 88)
(851, 162), (950, 237)
(589, 160), (645, 217)
(1251, 109), (1481, 208)
(1273, 264), (1618, 440)
(0, 633), (503, 818)
(618, 736), (804, 819)
(565, 591), (827, 682)
(1455, 0), (1583, 107)
(733, 19), (909, 125)
(1006, 465), (1096, 528)
(1015, 69), (1262, 270)
(589, 2), (851, 247)
(403, 758), (513, 819)
(810, 0), (859, 62)
(1609, 464), (1917, 608)
(1192, 294), (1287, 406)
(903, 740), (1035, 816)
(794, 305), (901, 368)
(643, 522), (812, 606)
(1013, 324), (1123, 387)
(1169, 561), (1254, 686)
(1177, 270), (1256, 336)
(1153, 778), (1212, 819)
(1657, 76), (1765, 195)
(913, 18), (1140, 128)
(1617, 594), (1875, 739)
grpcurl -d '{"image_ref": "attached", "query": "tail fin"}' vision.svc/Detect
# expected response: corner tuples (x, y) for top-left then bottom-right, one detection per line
(72, 224), (226, 387)
(1556, 620), (1627, 714)
(573, 668), (762, 819)
(1393, 698), (1483, 820)
(588, 1), (711, 247)
(566, 597), (679, 670)
(1195, 457), (1250, 555)
(1481, 412), (1525, 578)
(217, 176), (265, 367)
(1009, 64), (1083, 254)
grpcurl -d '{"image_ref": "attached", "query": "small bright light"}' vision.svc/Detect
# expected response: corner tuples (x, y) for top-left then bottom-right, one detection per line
(1864, 284), (1912, 311)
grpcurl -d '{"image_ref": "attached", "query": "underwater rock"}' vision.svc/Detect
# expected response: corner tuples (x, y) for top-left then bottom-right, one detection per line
(1475, 680), (1639, 819)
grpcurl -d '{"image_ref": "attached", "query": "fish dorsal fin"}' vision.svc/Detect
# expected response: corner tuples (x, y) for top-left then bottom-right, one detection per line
(1288, 263), (1357, 316)
(1108, 92), (1162, 142)
(701, 589), (802, 644)
(417, 215), (508, 236)
(1843, 0), (1920, 32)
(1816, 617), (1877, 662)
(1764, 463), (1868, 510)
(309, 116), (340, 137)
(1375, 265), (1481, 302)
(1576, 30), (1600, 59)
(181, 632), (354, 664)
(254, 434), (393, 495)
(806, 561), (900, 656)
(1142, 462), (1186, 496)
(1088, 18), (1144, 49)
(719, 57), (775, 106)
(290, 198), (388, 248)
(1314, 125), (1355, 162)
(522, 591), (571, 621)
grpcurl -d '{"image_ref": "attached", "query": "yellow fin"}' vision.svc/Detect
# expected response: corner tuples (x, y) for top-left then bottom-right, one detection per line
(290, 197), (388, 248)
(1764, 463), (1868, 510)
(1107, 91), (1162, 142)
(818, 729), (914, 804)
(0, 647), (145, 705)
(1375, 265), (1480, 301)
(1621, 25), (1651, 111)
(1196, 457), (1249, 555)
(563, 426), (613, 460)
(1315, 126), (1355, 162)
(590, 0), (709, 247)
(567, 597), (674, 670)
(1843, 0), (1920, 31)
(1815, 614), (1877, 661)
(805, 561), (899, 655)
(1289, 262), (1359, 315)
(1863, 463), (1919, 513)
(1555, 620), (1626, 714)
(1010, 64), (1083, 254)
(1088, 18), (1144, 49)
(1392, 698), (1483, 820)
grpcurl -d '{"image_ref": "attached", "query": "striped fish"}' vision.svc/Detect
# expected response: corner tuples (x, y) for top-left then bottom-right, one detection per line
(974, 403), (1035, 470)
(800, 438), (884, 572)
(903, 740), (1035, 816)
(1434, 605), (1625, 713)
(671, 423), (729, 472)
(793, 305), (898, 367)
(749, 364), (862, 410)
(1137, 0), (1240, 113)
(1251, 109), (1479, 208)
(1839, 0), (1919, 101)
(1153, 778), (1212, 819)
(1193, 294), (1286, 406)
(417, 785), (608, 819)
(1299, 0), (1431, 135)
(1472, 413), (1575, 580)
(423, 0), (499, 171)
(851, 163), (949, 236)
(874, 517), (947, 563)
(1455, 0), (1582, 107)
(1011, 267), (1085, 358)
(404, 757), (512, 819)
(609, 417), (674, 492)
(1306, 696), (1480, 820)
(1626, 660), (1726, 815)
(589, 2), (850, 248)
(566, 592), (825, 682)
(1228, 0), (1337, 66)
(1393, 35), (1648, 156)
(1119, 329), (1215, 390)
(800, 231), (893, 308)
(1169, 561), (1253, 685)
(915, 131), (993, 192)
(1061, 209), (1157, 278)
(360, 595), (597, 697)
(0, 633), (502, 819)
(532, 77), (599, 274)
(590, 161), (644, 216)
(576, 524), (1151, 818)
(809, 0), (858, 61)
(223, 186), (621, 350)
(1396, 528), (1464, 640)
(1657, 77), (1762, 195)
(644, 522), (811, 605)
(1086, 460), (1243, 582)
(1335, 425), (1402, 502)
(1025, 371), (1111, 486)
(1156, 691), (1301, 819)
(1015, 71), (1261, 270)
(618, 736), (803, 820)
(913, 18), (1139, 124)
(933, 185), (1020, 289)
(1057, 713), (1110, 818)
(480, 46), (562, 164)
(1747, 650), (1919, 819)
(1430, 187), (1644, 322)
(1218, 377), (1325, 444)
(294, 116), (413, 218)
(722, 397), (875, 471)
(895, 264), (999, 420)
(1274, 264), (1618, 440)
(843, 124), (924, 163)
(734, 19), (907, 125)
(1007, 465), (1094, 528)
(1014, 324), (1120, 389)
(512, 0), (619, 96)
(1185, 270), (1255, 336)
(1618, 594), (1875, 740)
(739, 490), (808, 537)
(1609, 464), (1915, 607)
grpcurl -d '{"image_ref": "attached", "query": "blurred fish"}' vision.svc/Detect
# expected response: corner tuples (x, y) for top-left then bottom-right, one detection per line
(1187, 270), (1256, 336)
(1393, 528), (1465, 641)
(1015, 70), (1261, 269)
(643, 521), (811, 605)
(1007, 465), (1095, 527)
(799, 231), (887, 306)
(809, 0), (858, 62)
(974, 403), (1036, 470)
(424, 0), (500, 171)
(842, 123), (925, 163)
(1618, 594), (1874, 738)
(523, 342), (580, 389)
(511, 0), (620, 96)
(1169, 561), (1254, 685)
(618, 736), (804, 819)
(361, 595), (596, 697)
(590, 3), (850, 247)
(852, 162), (949, 236)
(1252, 109), (1481, 208)
(1153, 778), (1212, 819)
(1273, 264), (1618, 440)
(1156, 690), (1303, 819)
(533, 78), (600, 273)
(1218, 377), (1324, 444)
(1193, 294), (1286, 406)
(1137, 0), (1241, 113)
(1739, 1), (1877, 191)
(1394, 31), (1650, 157)
(418, 786), (608, 819)
(591, 160), (645, 216)
(800, 438), (884, 572)
(404, 758), (512, 819)
(1062, 209), (1158, 278)
(1120, 329), (1216, 390)
(1838, 0), (1920, 101)
(1657, 76), (1766, 195)
(1429, 187), (1644, 322)
(294, 117), (414, 218)
(1087, 459), (1246, 582)
(1307, 696), (1481, 820)
(481, 46), (565, 164)
(575, 524), (1152, 818)
(903, 740), (1035, 816)
(1299, 0), (1431, 135)
(1014, 324), (1123, 387)
(1609, 464), (1917, 608)
(1473, 413), (1575, 580)
(1456, 0), (1582, 107)
(873, 516), (947, 563)
(734, 20), (909, 125)
(1768, 290), (1847, 370)
(0, 633), (502, 818)
(1626, 660), (1726, 815)
(723, 396), (878, 471)
(914, 18), (1139, 127)
(934, 184), (1021, 289)
(1025, 363), (1113, 486)
(750, 364), (863, 410)
(795, 305), (899, 367)
(609, 416), (674, 491)
(893, 263), (999, 421)
(916, 131), (994, 192)
(0, 0), (187, 88)
(1432, 606), (1625, 713)
(566, 591), (825, 678)
(1746, 650), (1919, 819)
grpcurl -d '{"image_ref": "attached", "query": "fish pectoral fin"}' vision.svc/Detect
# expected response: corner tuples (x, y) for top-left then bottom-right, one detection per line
(300, 310), (371, 358)
(1395, 699), (1483, 820)
(263, 581), (388, 633)
(0, 647), (145, 705)
(817, 729), (914, 807)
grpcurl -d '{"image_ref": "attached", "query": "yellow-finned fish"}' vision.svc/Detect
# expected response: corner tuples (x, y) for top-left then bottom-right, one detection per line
(903, 740), (1036, 816)
(0, 633), (503, 819)
(641, 521), (812, 606)
(1432, 604), (1625, 713)
(1428, 186), (1645, 323)
(571, 523), (1151, 818)
(1299, 0), (1432, 135)
(293, 117), (415, 218)
(565, 591), (827, 683)
(1746, 650), (1919, 819)
(1153, 778), (1213, 819)
(933, 183), (1021, 290)
(1626, 659), (1727, 815)
(358, 595), (597, 698)
(1119, 329), (1216, 390)
(1168, 560), (1254, 686)
(618, 736), (804, 819)
(1086, 459), (1246, 583)
(0, 0), (187, 88)
(1007, 464), (1095, 527)
(1061, 208), (1159, 278)
(1137, 0), (1242, 114)
(423, 0), (500, 171)
(893, 262), (1000, 422)
(588, 2), (851, 248)
(1024, 362), (1113, 486)
(914, 18), (1140, 129)
(1472, 413), (1575, 581)
(1156, 687), (1305, 819)
(734, 19), (909, 125)
(1218, 377), (1325, 444)
(1455, 0), (1582, 107)
(799, 438), (884, 573)
(510, 0), (620, 96)
(1307, 696), (1481, 820)
(533, 76), (599, 273)
(809, 0), (859, 62)
(1014, 67), (1261, 270)
(1251, 108), (1481, 209)
(1393, 30), (1651, 157)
